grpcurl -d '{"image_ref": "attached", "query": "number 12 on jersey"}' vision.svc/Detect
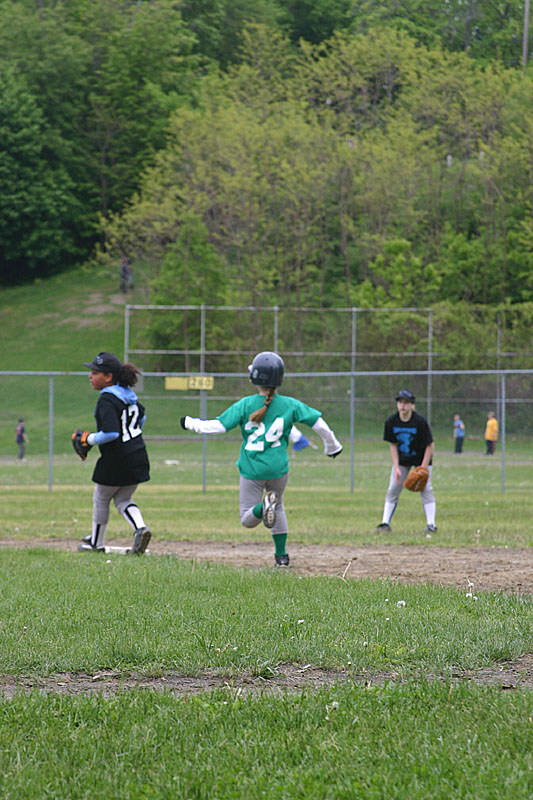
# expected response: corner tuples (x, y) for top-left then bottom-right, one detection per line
(121, 405), (143, 442)
(244, 417), (284, 450)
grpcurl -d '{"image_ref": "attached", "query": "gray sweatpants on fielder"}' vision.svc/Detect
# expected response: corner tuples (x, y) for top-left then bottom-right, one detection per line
(239, 474), (289, 534)
(385, 465), (435, 506)
(93, 484), (145, 527)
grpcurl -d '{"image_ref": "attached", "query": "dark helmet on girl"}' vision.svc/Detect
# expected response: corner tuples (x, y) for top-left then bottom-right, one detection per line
(248, 351), (284, 387)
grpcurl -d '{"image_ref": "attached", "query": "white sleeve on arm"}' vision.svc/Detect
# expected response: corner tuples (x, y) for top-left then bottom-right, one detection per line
(312, 417), (342, 456)
(183, 417), (227, 435)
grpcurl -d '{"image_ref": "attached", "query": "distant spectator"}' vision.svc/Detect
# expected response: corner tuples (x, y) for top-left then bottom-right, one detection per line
(120, 256), (133, 293)
(453, 413), (465, 453)
(15, 418), (28, 461)
(484, 411), (498, 455)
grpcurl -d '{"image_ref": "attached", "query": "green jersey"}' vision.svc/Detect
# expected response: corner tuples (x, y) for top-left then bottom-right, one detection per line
(218, 394), (321, 480)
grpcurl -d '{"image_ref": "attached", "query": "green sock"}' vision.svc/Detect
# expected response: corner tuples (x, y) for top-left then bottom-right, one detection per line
(272, 532), (287, 556)
(252, 503), (263, 519)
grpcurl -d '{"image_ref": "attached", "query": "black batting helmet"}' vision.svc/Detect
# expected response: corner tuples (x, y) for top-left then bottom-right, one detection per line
(248, 351), (284, 387)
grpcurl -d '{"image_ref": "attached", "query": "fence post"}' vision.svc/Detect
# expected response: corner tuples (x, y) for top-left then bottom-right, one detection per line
(124, 304), (130, 363)
(427, 309), (433, 426)
(350, 308), (357, 493)
(501, 373), (506, 494)
(201, 304), (207, 493)
(496, 311), (501, 424)
(274, 305), (279, 352)
(48, 375), (54, 492)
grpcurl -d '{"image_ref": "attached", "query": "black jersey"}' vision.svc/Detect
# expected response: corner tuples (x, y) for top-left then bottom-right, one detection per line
(92, 387), (150, 486)
(383, 410), (433, 468)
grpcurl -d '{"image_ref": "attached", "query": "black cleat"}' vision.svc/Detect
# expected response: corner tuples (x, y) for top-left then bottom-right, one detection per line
(425, 524), (437, 533)
(275, 554), (290, 567)
(130, 526), (151, 555)
(376, 523), (391, 533)
(77, 541), (105, 553)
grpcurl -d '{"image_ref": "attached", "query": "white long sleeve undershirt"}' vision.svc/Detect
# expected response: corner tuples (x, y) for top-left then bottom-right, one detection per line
(312, 417), (343, 456)
(182, 416), (227, 435)
(183, 415), (342, 456)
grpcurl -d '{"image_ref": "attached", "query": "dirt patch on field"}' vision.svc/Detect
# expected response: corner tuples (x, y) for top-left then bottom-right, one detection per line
(153, 539), (533, 595)
(1, 538), (531, 695)
(1, 655), (532, 697)
(2, 537), (531, 594)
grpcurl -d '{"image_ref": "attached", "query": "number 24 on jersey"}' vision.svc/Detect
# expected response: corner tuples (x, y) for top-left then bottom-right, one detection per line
(244, 417), (284, 451)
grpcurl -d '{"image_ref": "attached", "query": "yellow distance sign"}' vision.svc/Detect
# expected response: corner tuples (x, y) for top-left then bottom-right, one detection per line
(165, 376), (214, 391)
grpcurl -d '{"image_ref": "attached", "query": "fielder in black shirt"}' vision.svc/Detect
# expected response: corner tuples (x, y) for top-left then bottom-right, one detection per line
(376, 389), (437, 535)
(77, 352), (151, 555)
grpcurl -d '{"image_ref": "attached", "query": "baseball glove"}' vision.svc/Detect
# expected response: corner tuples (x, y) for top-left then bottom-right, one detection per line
(72, 429), (92, 461)
(403, 466), (429, 492)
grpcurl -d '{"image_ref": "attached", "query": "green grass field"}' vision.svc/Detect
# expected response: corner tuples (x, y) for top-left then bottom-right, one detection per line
(2, 438), (533, 548)
(0, 546), (531, 799)
(1, 268), (532, 798)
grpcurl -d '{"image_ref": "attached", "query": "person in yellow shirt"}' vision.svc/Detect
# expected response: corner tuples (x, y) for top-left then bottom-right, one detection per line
(484, 411), (498, 455)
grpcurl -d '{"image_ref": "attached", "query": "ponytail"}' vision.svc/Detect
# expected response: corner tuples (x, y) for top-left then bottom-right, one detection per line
(249, 387), (276, 423)
(117, 362), (141, 388)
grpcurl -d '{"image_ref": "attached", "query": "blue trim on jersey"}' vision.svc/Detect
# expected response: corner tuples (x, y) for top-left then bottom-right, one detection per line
(101, 385), (138, 404)
(93, 386), (143, 440)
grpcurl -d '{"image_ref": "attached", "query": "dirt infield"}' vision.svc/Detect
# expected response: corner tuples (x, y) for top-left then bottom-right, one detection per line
(1, 538), (531, 694)
(2, 537), (531, 594)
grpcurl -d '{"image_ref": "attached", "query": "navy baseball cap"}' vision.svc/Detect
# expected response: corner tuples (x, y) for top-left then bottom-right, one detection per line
(83, 352), (122, 376)
(395, 389), (415, 402)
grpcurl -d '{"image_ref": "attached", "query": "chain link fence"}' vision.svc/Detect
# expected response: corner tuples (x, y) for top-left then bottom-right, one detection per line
(124, 304), (533, 375)
(2, 369), (533, 492)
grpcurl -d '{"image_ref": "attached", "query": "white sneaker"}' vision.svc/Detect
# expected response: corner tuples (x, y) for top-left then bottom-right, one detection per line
(262, 492), (277, 529)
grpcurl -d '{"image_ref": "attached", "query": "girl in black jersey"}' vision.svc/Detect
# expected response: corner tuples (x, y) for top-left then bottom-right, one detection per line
(77, 352), (151, 554)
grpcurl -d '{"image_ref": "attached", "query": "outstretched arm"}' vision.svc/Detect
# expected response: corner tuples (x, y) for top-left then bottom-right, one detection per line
(181, 416), (227, 435)
(311, 417), (342, 457)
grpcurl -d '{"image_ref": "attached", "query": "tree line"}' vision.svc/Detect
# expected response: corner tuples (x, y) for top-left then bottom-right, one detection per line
(2, 0), (533, 319)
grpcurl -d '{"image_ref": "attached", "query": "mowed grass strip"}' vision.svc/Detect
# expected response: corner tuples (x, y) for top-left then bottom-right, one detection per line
(2, 473), (533, 548)
(0, 550), (530, 676)
(0, 683), (531, 800)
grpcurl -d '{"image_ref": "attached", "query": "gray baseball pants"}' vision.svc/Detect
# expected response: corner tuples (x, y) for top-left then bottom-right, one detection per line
(385, 465), (435, 506)
(239, 474), (289, 534)
(93, 483), (141, 526)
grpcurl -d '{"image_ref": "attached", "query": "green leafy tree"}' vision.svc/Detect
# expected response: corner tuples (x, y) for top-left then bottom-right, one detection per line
(149, 213), (228, 370)
(0, 67), (79, 282)
(278, 0), (352, 44)
(0, 0), (198, 280)
(180, 0), (283, 68)
(293, 28), (426, 133)
(349, 1), (525, 65)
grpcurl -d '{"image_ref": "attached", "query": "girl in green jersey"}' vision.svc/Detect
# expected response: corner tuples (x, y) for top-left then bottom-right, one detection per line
(181, 351), (342, 567)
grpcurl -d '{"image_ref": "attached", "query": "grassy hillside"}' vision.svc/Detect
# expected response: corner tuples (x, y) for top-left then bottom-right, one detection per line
(0, 264), (154, 456)
(0, 264), (149, 370)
